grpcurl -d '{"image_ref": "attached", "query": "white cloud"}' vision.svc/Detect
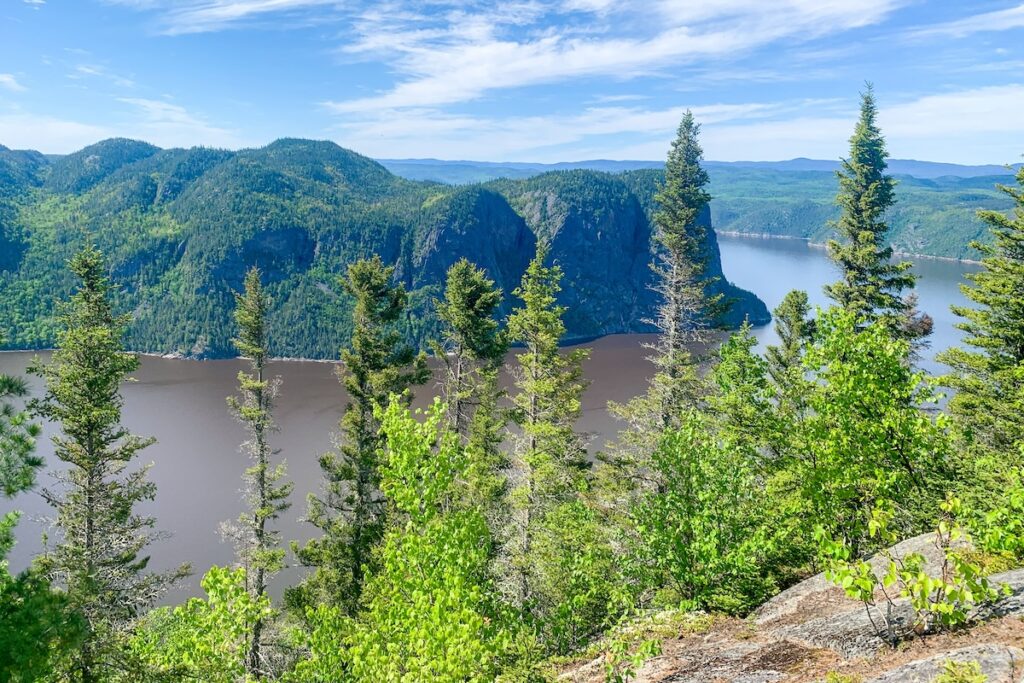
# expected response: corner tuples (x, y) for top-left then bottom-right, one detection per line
(0, 114), (111, 152)
(0, 74), (27, 92)
(330, 101), (811, 160)
(0, 98), (248, 153)
(325, 0), (905, 113)
(323, 85), (1024, 165)
(23, 0), (46, 7)
(909, 3), (1024, 38)
(117, 97), (247, 148)
(108, 0), (343, 34)
(69, 64), (135, 88)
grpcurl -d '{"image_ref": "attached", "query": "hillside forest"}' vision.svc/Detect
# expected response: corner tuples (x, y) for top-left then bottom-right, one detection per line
(3, 87), (1024, 682)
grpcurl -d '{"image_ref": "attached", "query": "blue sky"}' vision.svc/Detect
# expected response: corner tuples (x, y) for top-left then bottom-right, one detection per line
(1, 0), (1023, 163)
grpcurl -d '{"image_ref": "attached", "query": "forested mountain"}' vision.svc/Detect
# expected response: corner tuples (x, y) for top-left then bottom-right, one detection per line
(382, 158), (1019, 260)
(0, 138), (767, 359)
(382, 156), (1023, 180)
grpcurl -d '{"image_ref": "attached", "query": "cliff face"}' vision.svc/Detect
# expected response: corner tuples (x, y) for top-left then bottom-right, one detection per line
(0, 139), (768, 359)
(494, 170), (770, 338)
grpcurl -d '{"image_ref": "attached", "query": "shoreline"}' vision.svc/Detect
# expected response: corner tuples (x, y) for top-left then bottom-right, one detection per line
(0, 333), (663, 364)
(716, 231), (983, 265)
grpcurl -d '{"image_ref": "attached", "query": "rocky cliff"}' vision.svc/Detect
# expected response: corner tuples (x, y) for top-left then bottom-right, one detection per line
(0, 139), (768, 359)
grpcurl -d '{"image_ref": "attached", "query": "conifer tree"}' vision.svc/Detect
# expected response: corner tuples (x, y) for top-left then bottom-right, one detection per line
(0, 339), (83, 682)
(764, 290), (816, 428)
(432, 258), (507, 438)
(292, 255), (428, 616)
(602, 110), (721, 504)
(225, 267), (292, 678)
(648, 110), (722, 422)
(432, 259), (509, 515)
(939, 166), (1024, 484)
(765, 290), (814, 387)
(824, 85), (925, 339)
(29, 246), (186, 682)
(504, 245), (607, 649)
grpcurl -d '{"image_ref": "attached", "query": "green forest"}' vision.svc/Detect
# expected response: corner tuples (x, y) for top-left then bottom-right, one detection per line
(0, 136), (766, 360)
(3, 88), (1024, 682)
(384, 159), (1018, 262)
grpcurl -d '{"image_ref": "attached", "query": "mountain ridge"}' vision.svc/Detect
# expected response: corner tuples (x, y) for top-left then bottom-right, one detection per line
(0, 137), (768, 359)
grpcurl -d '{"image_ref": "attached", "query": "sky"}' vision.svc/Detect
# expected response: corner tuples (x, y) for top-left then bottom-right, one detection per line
(1, 0), (1023, 163)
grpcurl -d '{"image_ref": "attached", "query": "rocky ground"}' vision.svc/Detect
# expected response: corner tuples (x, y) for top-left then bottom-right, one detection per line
(560, 535), (1024, 682)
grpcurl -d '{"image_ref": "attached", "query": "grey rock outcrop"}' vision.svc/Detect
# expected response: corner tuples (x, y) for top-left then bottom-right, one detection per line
(865, 644), (1024, 683)
(754, 533), (949, 628)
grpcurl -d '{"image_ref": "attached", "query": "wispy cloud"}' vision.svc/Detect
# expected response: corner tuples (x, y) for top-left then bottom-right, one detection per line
(108, 0), (344, 35)
(0, 113), (110, 152)
(323, 84), (1024, 164)
(0, 74), (27, 92)
(69, 64), (136, 88)
(118, 97), (246, 148)
(908, 3), (1024, 38)
(23, 0), (46, 7)
(329, 99), (821, 160)
(325, 0), (906, 113)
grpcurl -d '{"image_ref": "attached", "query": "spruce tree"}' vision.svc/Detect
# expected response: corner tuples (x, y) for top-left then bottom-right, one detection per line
(29, 246), (185, 682)
(602, 110), (721, 502)
(764, 290), (816, 426)
(824, 85), (924, 339)
(765, 290), (814, 388)
(0, 337), (83, 682)
(431, 258), (509, 512)
(939, 166), (1024, 483)
(504, 245), (606, 649)
(225, 267), (292, 678)
(292, 255), (428, 615)
(648, 109), (722, 422)
(432, 258), (507, 437)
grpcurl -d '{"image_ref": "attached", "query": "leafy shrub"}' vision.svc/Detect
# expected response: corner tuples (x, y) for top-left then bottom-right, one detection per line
(933, 659), (988, 683)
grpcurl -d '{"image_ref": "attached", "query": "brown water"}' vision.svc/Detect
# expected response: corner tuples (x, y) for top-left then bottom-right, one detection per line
(0, 235), (980, 600)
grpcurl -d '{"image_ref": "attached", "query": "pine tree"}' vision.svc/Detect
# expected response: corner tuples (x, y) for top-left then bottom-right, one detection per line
(765, 290), (814, 388)
(939, 166), (1024, 484)
(29, 246), (186, 682)
(225, 267), (292, 679)
(824, 85), (925, 339)
(292, 255), (428, 616)
(504, 245), (604, 649)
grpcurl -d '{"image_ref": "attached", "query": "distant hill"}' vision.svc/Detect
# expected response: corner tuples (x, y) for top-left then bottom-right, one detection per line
(0, 138), (767, 359)
(380, 157), (1022, 182)
(379, 158), (1019, 260)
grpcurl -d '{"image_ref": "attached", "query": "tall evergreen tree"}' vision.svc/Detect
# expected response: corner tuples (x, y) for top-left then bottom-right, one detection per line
(0, 337), (83, 682)
(765, 290), (815, 388)
(939, 166), (1024, 483)
(504, 245), (608, 651)
(432, 258), (508, 439)
(824, 85), (925, 339)
(225, 267), (292, 678)
(29, 246), (185, 682)
(764, 290), (816, 428)
(292, 255), (428, 616)
(602, 111), (722, 505)
(647, 110), (722, 423)
(431, 259), (509, 513)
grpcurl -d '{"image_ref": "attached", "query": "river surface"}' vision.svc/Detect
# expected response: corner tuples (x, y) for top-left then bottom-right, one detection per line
(0, 235), (981, 599)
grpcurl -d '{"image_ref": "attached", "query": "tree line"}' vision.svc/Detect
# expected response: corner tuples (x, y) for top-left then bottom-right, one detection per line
(3, 86), (1024, 681)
